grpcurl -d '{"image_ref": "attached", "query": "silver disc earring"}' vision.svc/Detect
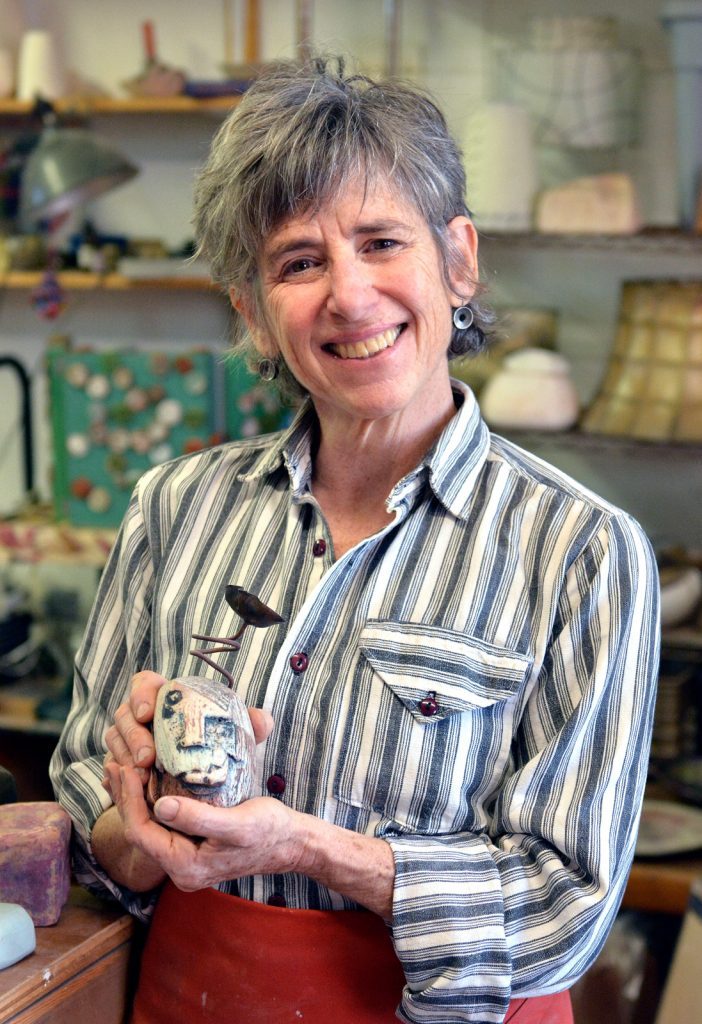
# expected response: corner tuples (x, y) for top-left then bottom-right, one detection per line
(452, 305), (474, 330)
(257, 358), (279, 382)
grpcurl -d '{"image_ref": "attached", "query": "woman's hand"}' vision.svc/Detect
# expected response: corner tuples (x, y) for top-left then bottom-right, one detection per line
(102, 671), (274, 799)
(95, 671), (277, 892)
(102, 670), (166, 795)
(113, 762), (395, 919)
(116, 766), (308, 891)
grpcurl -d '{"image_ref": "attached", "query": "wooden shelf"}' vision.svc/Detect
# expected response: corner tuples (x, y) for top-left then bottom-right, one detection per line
(504, 428), (702, 459)
(480, 229), (702, 256)
(0, 515), (117, 565)
(0, 94), (241, 118)
(0, 270), (217, 292)
(0, 712), (63, 736)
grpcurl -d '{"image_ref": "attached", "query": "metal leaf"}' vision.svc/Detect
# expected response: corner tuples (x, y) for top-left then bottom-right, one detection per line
(224, 585), (284, 628)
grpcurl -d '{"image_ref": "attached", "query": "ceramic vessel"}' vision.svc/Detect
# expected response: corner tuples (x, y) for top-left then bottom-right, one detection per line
(659, 565), (702, 627)
(17, 30), (65, 101)
(150, 675), (256, 808)
(480, 348), (580, 431)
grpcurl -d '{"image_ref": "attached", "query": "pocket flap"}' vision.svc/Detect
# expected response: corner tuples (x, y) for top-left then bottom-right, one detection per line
(359, 619), (532, 719)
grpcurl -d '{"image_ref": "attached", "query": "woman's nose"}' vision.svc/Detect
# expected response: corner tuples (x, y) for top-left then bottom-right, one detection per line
(325, 257), (376, 320)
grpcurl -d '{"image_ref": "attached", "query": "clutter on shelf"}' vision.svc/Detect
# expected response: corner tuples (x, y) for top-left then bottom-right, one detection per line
(499, 15), (640, 150)
(535, 173), (641, 235)
(478, 348), (580, 432)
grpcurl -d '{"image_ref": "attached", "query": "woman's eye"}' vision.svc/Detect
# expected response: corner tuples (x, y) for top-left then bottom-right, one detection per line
(281, 257), (317, 277)
(367, 238), (399, 253)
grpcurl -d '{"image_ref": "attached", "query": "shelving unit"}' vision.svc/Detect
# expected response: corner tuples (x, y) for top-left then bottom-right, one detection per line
(505, 429), (702, 461)
(480, 229), (702, 257)
(0, 270), (216, 291)
(0, 95), (241, 118)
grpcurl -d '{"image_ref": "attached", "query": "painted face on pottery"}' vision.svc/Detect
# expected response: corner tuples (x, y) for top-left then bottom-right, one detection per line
(153, 676), (254, 790)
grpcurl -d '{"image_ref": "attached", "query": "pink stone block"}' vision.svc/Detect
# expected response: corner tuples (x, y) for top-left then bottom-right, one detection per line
(0, 802), (71, 925)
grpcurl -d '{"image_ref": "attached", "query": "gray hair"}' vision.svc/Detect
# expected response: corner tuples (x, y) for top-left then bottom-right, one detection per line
(193, 55), (493, 400)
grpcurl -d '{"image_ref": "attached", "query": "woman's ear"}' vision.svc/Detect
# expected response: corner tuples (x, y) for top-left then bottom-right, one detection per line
(445, 216), (479, 301)
(228, 287), (278, 359)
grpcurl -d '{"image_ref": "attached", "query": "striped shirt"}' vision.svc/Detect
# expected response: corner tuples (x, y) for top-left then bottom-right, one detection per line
(50, 380), (660, 1024)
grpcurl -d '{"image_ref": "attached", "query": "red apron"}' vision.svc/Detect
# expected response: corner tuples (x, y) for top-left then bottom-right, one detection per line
(132, 882), (573, 1024)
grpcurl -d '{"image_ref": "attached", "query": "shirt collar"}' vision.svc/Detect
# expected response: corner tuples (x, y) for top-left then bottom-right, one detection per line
(236, 401), (316, 497)
(422, 379), (491, 520)
(236, 379), (490, 518)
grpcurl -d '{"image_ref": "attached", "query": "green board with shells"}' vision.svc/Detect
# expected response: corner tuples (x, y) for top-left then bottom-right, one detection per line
(48, 347), (219, 527)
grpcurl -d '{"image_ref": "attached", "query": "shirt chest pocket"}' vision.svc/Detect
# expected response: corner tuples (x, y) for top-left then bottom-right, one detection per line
(333, 620), (533, 834)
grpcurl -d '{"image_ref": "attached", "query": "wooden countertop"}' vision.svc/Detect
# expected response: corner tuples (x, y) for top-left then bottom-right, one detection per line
(0, 887), (135, 1023)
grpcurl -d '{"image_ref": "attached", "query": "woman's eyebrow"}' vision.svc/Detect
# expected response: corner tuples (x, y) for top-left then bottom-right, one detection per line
(264, 220), (410, 264)
(262, 236), (319, 266)
(354, 219), (408, 234)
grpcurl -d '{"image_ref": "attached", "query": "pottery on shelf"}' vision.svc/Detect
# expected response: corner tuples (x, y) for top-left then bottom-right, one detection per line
(479, 347), (580, 431)
(659, 565), (702, 628)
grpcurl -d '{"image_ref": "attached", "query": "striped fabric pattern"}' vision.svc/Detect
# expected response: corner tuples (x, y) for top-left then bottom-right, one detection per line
(50, 381), (660, 1024)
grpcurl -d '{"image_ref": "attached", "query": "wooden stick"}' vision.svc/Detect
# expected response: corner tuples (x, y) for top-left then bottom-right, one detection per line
(296, 0), (313, 63)
(222, 0), (235, 66)
(244, 0), (260, 65)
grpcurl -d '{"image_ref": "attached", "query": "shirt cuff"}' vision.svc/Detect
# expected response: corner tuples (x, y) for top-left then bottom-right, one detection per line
(385, 832), (510, 1024)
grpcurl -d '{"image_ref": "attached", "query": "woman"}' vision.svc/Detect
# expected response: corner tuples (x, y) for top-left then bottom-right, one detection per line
(50, 57), (659, 1024)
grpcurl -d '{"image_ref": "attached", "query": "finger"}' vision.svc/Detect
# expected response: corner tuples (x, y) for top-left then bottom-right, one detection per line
(104, 722), (134, 765)
(119, 766), (166, 847)
(248, 707), (274, 744)
(119, 767), (196, 869)
(103, 746), (148, 793)
(112, 702), (155, 768)
(129, 671), (168, 722)
(103, 759), (123, 803)
(101, 752), (115, 794)
(153, 793), (276, 846)
(153, 794), (239, 840)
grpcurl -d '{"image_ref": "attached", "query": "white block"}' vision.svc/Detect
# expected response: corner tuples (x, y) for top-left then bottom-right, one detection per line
(0, 902), (36, 970)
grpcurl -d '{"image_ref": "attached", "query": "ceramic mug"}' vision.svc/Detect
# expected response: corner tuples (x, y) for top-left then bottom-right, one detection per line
(17, 30), (65, 101)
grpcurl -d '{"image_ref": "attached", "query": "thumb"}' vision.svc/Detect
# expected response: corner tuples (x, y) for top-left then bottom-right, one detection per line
(248, 707), (274, 744)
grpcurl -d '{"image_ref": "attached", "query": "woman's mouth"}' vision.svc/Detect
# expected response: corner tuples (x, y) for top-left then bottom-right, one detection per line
(325, 325), (404, 360)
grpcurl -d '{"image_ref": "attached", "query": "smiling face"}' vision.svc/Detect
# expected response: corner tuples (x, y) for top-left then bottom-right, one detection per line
(234, 178), (478, 436)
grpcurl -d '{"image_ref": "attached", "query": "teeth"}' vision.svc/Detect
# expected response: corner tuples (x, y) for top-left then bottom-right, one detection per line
(330, 327), (401, 360)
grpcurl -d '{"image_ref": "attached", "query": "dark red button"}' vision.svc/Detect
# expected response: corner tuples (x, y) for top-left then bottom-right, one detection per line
(267, 893), (287, 907)
(419, 694), (439, 717)
(266, 774), (286, 795)
(290, 652), (308, 674)
(313, 538), (327, 557)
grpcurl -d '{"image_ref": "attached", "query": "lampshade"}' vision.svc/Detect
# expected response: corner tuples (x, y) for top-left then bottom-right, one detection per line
(19, 124), (138, 231)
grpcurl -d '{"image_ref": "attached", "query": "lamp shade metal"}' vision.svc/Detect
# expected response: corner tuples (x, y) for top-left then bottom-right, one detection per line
(19, 126), (138, 230)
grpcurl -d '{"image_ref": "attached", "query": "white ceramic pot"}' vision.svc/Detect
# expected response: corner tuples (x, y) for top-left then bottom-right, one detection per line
(479, 348), (580, 431)
(17, 30), (65, 101)
(659, 565), (702, 627)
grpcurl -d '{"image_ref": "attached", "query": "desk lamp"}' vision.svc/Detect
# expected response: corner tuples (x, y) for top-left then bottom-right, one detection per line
(18, 101), (138, 317)
(19, 102), (138, 233)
